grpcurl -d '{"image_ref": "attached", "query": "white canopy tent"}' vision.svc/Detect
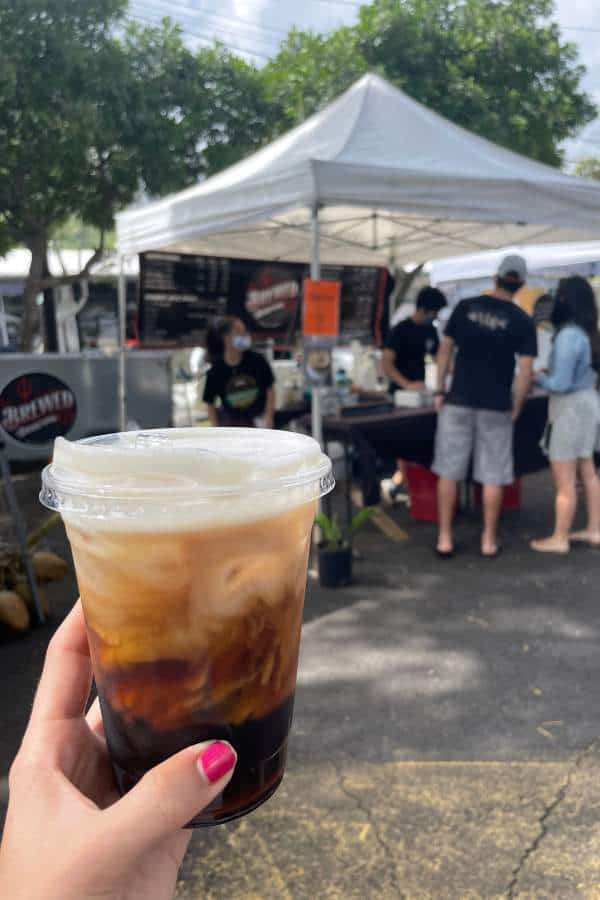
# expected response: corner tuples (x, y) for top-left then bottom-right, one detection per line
(115, 72), (600, 429)
(430, 241), (600, 287)
(117, 73), (600, 268)
(428, 241), (600, 312)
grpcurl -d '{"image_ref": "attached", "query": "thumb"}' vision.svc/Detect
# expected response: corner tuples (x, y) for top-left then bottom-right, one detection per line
(102, 740), (237, 856)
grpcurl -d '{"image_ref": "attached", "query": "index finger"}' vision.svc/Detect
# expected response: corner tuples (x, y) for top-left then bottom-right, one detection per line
(29, 600), (93, 727)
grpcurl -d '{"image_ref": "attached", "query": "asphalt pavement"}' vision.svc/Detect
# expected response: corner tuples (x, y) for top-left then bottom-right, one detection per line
(2, 470), (600, 898)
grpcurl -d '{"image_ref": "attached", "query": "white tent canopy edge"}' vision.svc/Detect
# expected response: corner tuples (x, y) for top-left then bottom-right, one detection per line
(429, 241), (600, 286)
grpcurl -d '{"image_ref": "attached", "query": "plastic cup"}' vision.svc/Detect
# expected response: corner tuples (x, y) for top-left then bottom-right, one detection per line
(41, 428), (334, 825)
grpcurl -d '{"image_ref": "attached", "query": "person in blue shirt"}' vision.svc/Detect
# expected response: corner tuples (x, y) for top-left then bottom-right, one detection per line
(531, 276), (600, 554)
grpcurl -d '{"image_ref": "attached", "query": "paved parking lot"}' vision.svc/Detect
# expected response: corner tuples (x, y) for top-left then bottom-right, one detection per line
(3, 471), (600, 898)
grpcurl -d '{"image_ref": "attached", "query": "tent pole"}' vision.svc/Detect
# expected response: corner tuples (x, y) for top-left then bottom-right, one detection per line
(309, 205), (326, 528)
(118, 256), (127, 432)
(310, 204), (321, 280)
(310, 205), (323, 448)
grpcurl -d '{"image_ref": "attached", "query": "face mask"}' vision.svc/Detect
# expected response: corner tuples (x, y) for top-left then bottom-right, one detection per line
(232, 334), (251, 351)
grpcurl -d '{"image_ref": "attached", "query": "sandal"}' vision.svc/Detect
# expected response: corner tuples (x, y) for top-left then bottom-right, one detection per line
(530, 538), (570, 555)
(570, 530), (600, 547)
(435, 546), (455, 560)
(481, 544), (502, 559)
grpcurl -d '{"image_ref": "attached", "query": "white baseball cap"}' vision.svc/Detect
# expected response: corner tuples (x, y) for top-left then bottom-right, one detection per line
(497, 254), (527, 284)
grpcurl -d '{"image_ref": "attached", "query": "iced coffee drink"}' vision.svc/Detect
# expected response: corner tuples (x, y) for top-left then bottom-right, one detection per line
(41, 428), (333, 825)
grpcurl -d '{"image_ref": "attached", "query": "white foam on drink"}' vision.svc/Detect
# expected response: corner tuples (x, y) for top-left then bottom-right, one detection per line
(41, 428), (333, 531)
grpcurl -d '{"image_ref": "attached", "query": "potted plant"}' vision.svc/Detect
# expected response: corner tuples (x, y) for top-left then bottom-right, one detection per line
(315, 508), (375, 588)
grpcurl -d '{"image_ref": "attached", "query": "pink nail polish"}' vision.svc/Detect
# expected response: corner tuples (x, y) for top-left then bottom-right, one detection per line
(198, 741), (236, 784)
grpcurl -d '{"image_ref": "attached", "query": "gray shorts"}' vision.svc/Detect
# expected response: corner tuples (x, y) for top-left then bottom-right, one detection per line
(547, 389), (600, 461)
(432, 404), (514, 486)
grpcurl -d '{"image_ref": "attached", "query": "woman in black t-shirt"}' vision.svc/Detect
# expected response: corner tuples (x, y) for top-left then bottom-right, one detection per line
(203, 317), (276, 428)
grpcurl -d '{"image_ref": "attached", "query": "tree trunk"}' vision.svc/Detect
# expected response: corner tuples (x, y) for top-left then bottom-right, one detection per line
(42, 277), (58, 352)
(20, 232), (48, 351)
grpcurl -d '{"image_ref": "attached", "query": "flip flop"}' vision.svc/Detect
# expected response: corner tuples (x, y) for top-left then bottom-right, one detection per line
(435, 547), (455, 560)
(570, 531), (600, 547)
(481, 544), (502, 559)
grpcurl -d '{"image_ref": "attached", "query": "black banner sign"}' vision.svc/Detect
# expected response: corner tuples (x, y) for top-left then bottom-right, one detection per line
(0, 373), (77, 444)
(139, 252), (389, 347)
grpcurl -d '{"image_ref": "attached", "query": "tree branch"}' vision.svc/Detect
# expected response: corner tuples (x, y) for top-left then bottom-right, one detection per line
(35, 235), (105, 290)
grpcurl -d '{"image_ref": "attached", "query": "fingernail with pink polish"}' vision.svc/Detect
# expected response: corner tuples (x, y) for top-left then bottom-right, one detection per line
(198, 741), (237, 784)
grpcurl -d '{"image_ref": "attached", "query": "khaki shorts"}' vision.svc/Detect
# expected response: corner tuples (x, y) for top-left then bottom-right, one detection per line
(432, 404), (514, 486)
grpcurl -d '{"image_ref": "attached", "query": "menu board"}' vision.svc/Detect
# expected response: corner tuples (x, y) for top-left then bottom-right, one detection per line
(139, 252), (390, 347)
(138, 253), (229, 346)
(322, 265), (389, 345)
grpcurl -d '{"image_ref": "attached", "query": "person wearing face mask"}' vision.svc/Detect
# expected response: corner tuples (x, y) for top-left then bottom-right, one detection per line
(203, 317), (276, 427)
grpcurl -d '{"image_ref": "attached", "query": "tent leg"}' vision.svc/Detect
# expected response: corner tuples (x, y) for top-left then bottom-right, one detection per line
(310, 204), (321, 281)
(309, 205), (328, 536)
(118, 257), (127, 432)
(310, 205), (323, 448)
(0, 298), (9, 348)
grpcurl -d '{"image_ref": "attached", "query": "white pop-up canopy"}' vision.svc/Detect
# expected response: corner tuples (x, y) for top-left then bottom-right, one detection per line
(430, 241), (600, 286)
(117, 73), (600, 267)
(428, 241), (600, 310)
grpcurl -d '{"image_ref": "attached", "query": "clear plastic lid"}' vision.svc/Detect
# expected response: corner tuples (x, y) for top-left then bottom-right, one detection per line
(41, 428), (334, 530)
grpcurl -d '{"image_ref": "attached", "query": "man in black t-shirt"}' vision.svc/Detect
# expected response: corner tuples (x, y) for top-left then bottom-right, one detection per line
(382, 287), (446, 503)
(432, 255), (537, 557)
(383, 287), (446, 393)
(203, 317), (275, 427)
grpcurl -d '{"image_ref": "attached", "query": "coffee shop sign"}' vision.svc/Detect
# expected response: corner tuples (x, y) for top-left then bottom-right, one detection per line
(0, 373), (77, 444)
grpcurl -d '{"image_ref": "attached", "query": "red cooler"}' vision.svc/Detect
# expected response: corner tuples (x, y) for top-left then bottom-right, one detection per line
(406, 464), (439, 523)
(405, 466), (521, 523)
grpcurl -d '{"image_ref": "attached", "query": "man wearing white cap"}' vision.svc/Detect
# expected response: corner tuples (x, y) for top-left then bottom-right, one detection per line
(433, 254), (537, 558)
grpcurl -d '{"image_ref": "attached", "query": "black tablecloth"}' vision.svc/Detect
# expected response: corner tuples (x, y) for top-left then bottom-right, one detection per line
(320, 394), (549, 505)
(274, 400), (311, 430)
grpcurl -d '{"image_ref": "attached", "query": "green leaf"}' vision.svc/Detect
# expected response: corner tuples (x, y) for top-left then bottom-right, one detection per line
(349, 507), (377, 536)
(315, 512), (343, 548)
(575, 158), (600, 181)
(315, 512), (332, 537)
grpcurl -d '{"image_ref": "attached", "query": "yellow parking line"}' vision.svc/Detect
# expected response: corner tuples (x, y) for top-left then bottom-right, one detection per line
(372, 507), (410, 542)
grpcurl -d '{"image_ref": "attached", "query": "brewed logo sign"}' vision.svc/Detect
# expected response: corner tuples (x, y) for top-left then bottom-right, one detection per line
(0, 374), (77, 444)
(245, 266), (301, 331)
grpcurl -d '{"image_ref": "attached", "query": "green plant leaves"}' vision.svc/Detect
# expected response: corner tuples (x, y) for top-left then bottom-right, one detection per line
(315, 506), (375, 549)
(349, 506), (377, 536)
(315, 512), (343, 548)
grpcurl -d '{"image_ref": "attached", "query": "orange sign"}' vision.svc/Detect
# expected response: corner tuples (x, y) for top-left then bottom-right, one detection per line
(303, 279), (341, 337)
